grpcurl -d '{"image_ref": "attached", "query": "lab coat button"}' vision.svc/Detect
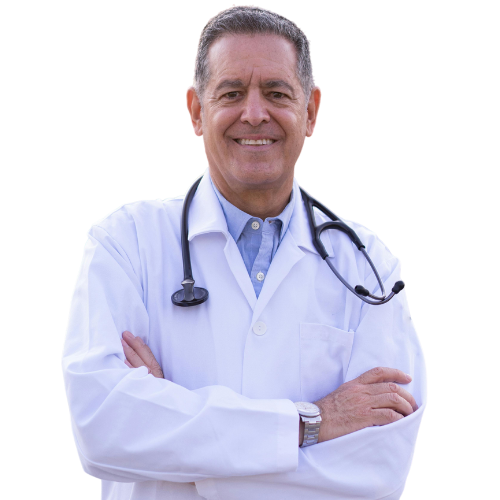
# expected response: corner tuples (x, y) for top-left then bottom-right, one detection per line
(251, 221), (260, 230)
(253, 321), (267, 336)
(256, 271), (265, 281)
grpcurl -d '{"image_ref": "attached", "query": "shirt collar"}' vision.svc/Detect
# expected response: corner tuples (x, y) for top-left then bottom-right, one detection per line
(209, 174), (295, 244)
(186, 171), (334, 259)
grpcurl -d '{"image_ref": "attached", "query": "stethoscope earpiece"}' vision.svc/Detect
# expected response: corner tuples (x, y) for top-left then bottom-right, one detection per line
(354, 285), (370, 297)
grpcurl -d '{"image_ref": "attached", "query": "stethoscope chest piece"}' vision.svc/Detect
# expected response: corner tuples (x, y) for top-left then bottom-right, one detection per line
(171, 177), (210, 307)
(172, 278), (209, 307)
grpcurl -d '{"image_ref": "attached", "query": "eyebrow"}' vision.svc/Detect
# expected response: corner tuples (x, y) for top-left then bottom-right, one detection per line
(213, 78), (296, 96)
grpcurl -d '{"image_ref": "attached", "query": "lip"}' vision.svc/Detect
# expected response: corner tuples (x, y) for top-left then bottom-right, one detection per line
(233, 135), (278, 141)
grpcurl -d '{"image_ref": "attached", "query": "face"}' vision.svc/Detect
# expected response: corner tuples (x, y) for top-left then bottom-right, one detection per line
(187, 34), (320, 194)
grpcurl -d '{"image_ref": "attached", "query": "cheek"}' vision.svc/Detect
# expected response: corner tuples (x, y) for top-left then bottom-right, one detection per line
(203, 112), (236, 162)
(278, 108), (306, 135)
(206, 107), (239, 137)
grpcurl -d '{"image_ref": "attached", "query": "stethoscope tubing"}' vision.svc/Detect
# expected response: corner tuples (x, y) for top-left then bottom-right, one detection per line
(172, 177), (404, 307)
(299, 187), (404, 305)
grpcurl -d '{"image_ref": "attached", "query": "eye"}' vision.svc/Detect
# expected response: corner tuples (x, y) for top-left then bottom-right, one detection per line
(272, 92), (285, 99)
(224, 91), (241, 99)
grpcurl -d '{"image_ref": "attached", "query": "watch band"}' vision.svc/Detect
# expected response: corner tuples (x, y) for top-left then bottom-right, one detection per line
(300, 415), (322, 447)
(295, 402), (322, 448)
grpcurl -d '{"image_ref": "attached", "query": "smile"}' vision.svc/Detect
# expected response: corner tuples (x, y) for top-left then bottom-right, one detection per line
(235, 138), (276, 146)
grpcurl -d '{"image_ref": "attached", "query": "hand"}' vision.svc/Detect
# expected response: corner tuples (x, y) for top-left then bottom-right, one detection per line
(121, 331), (164, 379)
(314, 367), (417, 443)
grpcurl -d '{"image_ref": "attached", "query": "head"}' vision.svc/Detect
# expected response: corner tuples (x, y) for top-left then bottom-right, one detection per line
(187, 6), (321, 202)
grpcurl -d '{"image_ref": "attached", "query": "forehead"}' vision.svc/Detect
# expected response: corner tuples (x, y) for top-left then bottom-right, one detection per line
(206, 34), (299, 87)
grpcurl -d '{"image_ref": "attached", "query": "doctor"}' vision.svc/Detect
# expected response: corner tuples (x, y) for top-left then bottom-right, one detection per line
(63, 6), (425, 500)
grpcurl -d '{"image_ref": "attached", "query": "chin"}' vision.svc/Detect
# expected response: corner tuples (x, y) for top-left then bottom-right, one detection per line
(229, 162), (289, 187)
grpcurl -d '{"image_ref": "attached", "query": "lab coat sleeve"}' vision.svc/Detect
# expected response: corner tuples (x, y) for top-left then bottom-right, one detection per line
(195, 259), (426, 500)
(62, 225), (299, 483)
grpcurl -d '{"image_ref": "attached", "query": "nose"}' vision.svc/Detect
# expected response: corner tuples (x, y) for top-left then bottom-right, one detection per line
(240, 89), (270, 127)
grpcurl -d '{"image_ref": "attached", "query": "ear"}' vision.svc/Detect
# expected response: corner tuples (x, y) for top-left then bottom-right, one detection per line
(305, 87), (321, 137)
(187, 87), (203, 136)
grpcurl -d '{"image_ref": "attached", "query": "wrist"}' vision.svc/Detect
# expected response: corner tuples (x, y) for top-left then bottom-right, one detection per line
(295, 401), (322, 447)
(298, 417), (305, 446)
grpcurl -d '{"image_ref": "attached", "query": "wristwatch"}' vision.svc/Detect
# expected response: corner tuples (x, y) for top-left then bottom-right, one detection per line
(295, 402), (322, 447)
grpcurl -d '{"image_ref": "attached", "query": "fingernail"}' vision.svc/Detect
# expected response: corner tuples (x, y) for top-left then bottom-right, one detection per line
(406, 373), (412, 381)
(121, 339), (126, 346)
(123, 331), (134, 340)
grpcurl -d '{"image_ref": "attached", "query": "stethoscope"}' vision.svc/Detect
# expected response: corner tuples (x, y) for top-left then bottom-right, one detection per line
(171, 177), (405, 307)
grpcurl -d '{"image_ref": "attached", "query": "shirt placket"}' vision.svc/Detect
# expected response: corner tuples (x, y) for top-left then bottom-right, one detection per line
(251, 220), (280, 297)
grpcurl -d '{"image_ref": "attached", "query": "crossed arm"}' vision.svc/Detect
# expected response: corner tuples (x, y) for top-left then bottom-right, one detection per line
(121, 330), (418, 447)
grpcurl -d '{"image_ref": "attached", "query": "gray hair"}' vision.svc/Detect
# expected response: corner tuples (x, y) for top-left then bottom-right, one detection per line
(194, 6), (314, 102)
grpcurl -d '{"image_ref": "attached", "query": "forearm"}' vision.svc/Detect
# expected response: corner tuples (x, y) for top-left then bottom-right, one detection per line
(220, 398), (424, 500)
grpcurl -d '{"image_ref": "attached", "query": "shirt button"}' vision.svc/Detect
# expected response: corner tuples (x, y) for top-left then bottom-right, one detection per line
(253, 321), (267, 336)
(251, 221), (260, 230)
(256, 271), (265, 281)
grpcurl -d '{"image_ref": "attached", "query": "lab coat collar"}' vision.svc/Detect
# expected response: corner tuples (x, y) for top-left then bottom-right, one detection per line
(187, 173), (230, 241)
(188, 172), (334, 259)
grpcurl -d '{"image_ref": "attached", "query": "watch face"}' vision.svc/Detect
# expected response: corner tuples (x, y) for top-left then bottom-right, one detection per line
(295, 401), (320, 417)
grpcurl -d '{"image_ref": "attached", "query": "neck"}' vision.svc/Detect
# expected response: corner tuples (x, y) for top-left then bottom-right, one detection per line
(210, 169), (293, 220)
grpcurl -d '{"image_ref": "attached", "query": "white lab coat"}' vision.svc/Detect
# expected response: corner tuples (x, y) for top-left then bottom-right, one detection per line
(62, 173), (426, 500)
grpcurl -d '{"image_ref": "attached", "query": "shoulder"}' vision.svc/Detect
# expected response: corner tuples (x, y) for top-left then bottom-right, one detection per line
(90, 196), (184, 243)
(344, 217), (400, 282)
(313, 203), (394, 256)
(86, 197), (185, 274)
(346, 218), (396, 261)
(314, 205), (399, 281)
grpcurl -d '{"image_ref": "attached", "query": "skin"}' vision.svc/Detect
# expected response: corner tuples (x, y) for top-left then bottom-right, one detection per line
(122, 34), (417, 446)
(187, 34), (321, 219)
(121, 331), (164, 378)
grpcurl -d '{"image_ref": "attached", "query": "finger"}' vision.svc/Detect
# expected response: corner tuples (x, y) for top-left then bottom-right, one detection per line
(123, 331), (153, 365)
(368, 383), (418, 411)
(121, 338), (146, 369)
(122, 330), (141, 349)
(391, 384), (417, 411)
(145, 353), (164, 379)
(371, 408), (405, 426)
(149, 362), (164, 378)
(355, 367), (412, 386)
(122, 331), (164, 379)
(132, 338), (164, 378)
(124, 359), (133, 368)
(371, 392), (414, 417)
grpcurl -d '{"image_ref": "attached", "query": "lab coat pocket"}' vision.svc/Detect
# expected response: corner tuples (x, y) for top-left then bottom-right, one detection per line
(299, 323), (354, 403)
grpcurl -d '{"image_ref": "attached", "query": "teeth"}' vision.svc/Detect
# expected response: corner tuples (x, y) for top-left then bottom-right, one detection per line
(237, 139), (275, 145)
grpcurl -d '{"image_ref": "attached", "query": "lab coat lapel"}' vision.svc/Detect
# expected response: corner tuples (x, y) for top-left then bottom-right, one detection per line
(187, 174), (228, 239)
(251, 181), (336, 321)
(188, 173), (257, 310)
(224, 238), (258, 310)
(251, 230), (304, 322)
(187, 175), (335, 314)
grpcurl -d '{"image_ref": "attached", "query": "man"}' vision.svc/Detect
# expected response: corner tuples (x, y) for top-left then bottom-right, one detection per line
(63, 6), (425, 500)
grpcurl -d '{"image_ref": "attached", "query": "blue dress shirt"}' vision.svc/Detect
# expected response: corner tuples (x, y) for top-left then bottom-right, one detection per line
(210, 176), (295, 298)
